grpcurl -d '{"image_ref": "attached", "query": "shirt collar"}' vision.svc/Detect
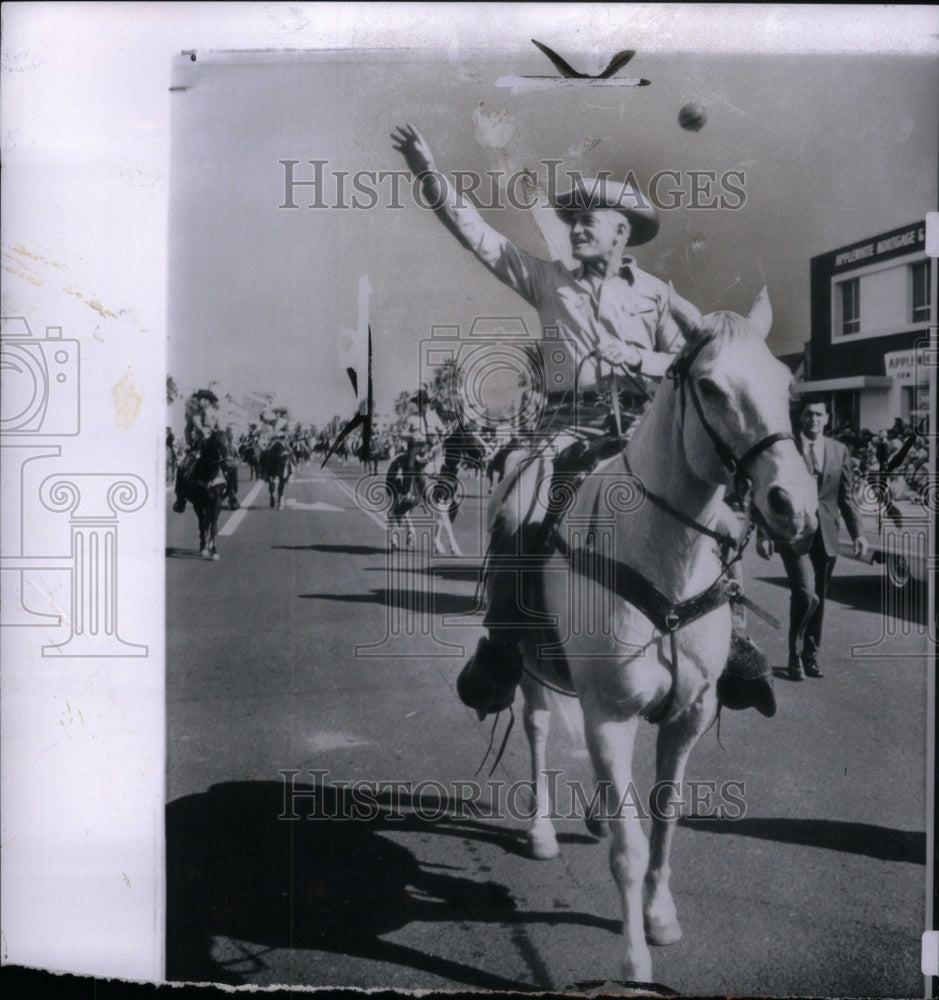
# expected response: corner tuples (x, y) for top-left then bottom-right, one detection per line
(573, 255), (638, 285)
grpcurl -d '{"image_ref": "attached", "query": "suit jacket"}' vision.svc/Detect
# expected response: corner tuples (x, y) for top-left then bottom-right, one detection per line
(792, 432), (863, 558)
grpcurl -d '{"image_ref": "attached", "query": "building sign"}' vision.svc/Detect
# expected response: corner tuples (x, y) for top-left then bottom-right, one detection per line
(884, 346), (931, 383)
(831, 222), (926, 272)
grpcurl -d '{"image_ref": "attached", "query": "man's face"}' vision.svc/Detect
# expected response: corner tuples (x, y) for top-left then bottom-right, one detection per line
(800, 403), (828, 439)
(569, 209), (629, 262)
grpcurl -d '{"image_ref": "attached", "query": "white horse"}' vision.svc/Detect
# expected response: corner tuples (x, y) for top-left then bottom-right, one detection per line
(510, 288), (817, 982)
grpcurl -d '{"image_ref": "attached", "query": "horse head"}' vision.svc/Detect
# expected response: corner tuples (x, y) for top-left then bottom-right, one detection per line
(666, 284), (818, 546)
(200, 430), (230, 466)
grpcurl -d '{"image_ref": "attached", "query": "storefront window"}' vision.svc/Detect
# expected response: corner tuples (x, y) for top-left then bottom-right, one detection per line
(840, 278), (860, 335)
(910, 261), (931, 324)
(831, 391), (859, 433)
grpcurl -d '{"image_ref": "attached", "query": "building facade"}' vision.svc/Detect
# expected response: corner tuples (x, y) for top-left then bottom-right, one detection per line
(797, 220), (935, 434)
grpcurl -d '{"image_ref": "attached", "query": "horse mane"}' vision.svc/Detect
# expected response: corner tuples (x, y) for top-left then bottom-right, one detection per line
(694, 309), (757, 351)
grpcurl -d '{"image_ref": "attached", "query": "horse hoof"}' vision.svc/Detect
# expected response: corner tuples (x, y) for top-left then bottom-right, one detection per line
(526, 831), (560, 861)
(200, 548), (209, 558)
(451, 543), (463, 557)
(585, 815), (609, 839)
(644, 917), (682, 946)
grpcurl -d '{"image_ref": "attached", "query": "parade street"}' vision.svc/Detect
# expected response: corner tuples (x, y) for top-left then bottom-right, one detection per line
(165, 458), (928, 996)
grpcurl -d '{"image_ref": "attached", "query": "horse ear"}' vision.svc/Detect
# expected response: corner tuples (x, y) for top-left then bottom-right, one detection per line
(747, 286), (773, 340)
(667, 282), (704, 341)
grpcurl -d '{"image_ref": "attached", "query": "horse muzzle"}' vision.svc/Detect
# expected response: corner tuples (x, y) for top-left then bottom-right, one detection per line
(756, 483), (818, 547)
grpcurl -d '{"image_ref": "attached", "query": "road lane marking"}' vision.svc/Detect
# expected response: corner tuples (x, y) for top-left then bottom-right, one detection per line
(218, 480), (265, 536)
(322, 469), (388, 534)
(284, 499), (345, 511)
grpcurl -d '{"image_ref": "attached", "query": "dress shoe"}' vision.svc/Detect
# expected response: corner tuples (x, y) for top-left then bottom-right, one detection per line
(803, 657), (824, 678)
(172, 497), (187, 514)
(787, 655), (805, 681)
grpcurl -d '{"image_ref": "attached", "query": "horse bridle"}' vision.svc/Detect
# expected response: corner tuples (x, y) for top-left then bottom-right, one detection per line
(665, 334), (795, 500)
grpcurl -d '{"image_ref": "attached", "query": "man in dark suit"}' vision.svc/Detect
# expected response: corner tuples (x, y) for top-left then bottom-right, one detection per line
(757, 397), (868, 680)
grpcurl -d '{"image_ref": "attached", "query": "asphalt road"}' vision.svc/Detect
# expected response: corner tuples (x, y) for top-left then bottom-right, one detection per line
(165, 459), (929, 995)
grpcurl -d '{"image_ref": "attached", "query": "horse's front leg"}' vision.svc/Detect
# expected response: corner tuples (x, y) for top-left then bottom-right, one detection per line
(583, 710), (652, 982)
(434, 511), (462, 556)
(643, 694), (716, 947)
(520, 671), (559, 860)
(208, 498), (220, 560)
(196, 504), (209, 558)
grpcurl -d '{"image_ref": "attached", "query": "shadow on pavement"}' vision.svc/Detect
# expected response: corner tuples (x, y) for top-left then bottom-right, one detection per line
(299, 590), (481, 615)
(167, 781), (619, 989)
(165, 547), (209, 560)
(754, 572), (926, 624)
(679, 816), (925, 864)
(274, 543), (388, 556)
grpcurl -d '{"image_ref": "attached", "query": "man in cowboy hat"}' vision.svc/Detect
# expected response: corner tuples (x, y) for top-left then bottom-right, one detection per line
(392, 122), (773, 719)
(172, 388), (240, 513)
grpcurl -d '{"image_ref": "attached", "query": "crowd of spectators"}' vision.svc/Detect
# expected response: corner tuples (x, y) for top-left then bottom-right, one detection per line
(830, 416), (931, 502)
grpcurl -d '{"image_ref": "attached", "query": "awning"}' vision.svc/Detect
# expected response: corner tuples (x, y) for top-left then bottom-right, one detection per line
(793, 375), (893, 393)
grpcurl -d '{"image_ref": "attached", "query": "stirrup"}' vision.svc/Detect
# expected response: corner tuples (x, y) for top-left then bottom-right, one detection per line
(717, 631), (776, 717)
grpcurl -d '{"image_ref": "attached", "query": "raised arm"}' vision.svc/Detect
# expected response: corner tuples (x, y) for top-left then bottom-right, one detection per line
(391, 123), (544, 306)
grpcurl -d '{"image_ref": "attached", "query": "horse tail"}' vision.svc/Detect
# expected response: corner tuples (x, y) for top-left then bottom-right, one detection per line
(521, 661), (586, 746)
(548, 688), (585, 746)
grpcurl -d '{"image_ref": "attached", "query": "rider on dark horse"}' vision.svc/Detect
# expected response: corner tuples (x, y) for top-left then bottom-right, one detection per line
(393, 123), (775, 721)
(172, 389), (239, 513)
(385, 394), (446, 527)
(260, 406), (295, 459)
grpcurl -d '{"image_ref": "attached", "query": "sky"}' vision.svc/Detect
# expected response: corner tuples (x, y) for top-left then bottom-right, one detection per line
(166, 43), (937, 427)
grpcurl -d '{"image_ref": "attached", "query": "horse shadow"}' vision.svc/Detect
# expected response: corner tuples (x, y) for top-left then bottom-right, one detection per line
(275, 543), (389, 556)
(166, 780), (619, 989)
(678, 816), (925, 864)
(299, 589), (481, 616)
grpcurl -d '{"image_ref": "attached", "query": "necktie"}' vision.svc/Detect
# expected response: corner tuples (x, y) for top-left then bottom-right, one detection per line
(805, 439), (818, 475)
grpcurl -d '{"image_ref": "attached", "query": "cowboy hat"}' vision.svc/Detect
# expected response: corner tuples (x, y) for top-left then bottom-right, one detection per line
(553, 177), (659, 246)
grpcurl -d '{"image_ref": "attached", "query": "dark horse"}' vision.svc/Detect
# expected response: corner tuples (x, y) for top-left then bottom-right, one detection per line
(240, 440), (262, 480)
(178, 430), (231, 560)
(261, 438), (293, 509)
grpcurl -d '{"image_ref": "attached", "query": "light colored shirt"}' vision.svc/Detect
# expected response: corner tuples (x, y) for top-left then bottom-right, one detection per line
(802, 434), (824, 475)
(405, 408), (446, 439)
(434, 199), (683, 392)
